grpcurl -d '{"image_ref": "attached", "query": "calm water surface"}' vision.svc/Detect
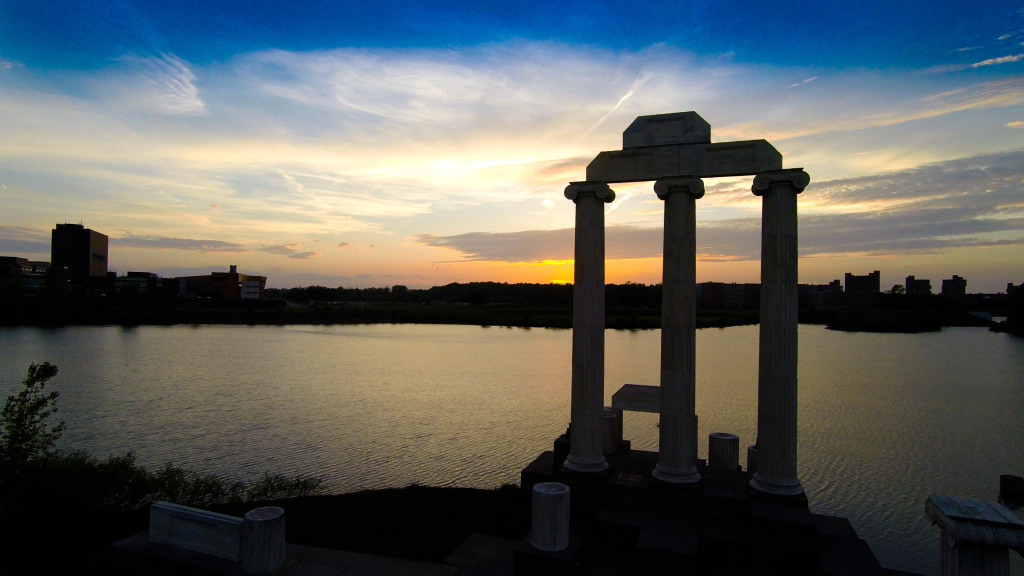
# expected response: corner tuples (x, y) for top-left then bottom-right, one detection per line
(1, 323), (1022, 576)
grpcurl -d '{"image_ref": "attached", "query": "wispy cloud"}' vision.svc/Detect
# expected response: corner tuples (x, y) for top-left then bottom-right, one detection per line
(99, 52), (206, 115)
(972, 53), (1024, 67)
(112, 234), (247, 253)
(259, 243), (322, 259)
(0, 226), (51, 255)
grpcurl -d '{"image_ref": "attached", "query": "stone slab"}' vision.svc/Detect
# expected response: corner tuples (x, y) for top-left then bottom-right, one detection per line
(586, 140), (782, 182)
(623, 112), (711, 149)
(610, 384), (660, 413)
(926, 494), (1024, 527)
(149, 501), (243, 562)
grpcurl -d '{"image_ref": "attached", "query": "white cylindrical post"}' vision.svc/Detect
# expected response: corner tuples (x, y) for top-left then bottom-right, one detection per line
(531, 482), (571, 552)
(241, 506), (286, 574)
(563, 182), (615, 473)
(709, 432), (740, 471)
(750, 169), (809, 496)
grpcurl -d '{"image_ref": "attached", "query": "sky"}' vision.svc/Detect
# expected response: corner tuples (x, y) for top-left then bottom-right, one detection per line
(1, 1), (1022, 293)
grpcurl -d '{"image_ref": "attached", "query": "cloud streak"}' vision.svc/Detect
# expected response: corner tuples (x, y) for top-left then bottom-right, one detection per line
(112, 235), (248, 253)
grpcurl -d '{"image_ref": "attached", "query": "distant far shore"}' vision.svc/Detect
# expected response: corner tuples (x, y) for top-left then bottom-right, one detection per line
(0, 295), (1011, 333)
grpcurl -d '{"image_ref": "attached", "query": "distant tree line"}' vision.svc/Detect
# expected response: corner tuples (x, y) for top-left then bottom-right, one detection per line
(267, 281), (664, 309)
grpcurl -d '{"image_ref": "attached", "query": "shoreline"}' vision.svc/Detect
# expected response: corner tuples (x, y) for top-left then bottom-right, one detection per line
(0, 298), (1007, 333)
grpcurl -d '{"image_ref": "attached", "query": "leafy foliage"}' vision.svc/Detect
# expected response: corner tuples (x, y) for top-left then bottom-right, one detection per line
(0, 361), (65, 468)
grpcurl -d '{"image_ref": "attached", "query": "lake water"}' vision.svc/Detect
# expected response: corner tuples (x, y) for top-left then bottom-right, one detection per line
(1, 323), (1022, 575)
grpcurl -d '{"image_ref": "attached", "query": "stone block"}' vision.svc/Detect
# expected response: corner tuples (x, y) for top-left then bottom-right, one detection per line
(594, 504), (645, 544)
(610, 384), (660, 413)
(634, 525), (698, 576)
(149, 501), (243, 562)
(623, 112), (711, 149)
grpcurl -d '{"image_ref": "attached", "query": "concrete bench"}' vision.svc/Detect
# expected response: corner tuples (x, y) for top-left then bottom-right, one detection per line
(149, 501), (286, 574)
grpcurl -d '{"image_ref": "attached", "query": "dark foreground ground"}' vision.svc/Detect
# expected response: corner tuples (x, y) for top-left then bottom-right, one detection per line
(4, 484), (527, 575)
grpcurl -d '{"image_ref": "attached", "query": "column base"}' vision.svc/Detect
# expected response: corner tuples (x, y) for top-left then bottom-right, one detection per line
(652, 464), (701, 484)
(563, 455), (609, 473)
(750, 473), (804, 496)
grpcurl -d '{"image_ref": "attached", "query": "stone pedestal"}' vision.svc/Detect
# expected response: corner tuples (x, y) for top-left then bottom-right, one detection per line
(925, 495), (1024, 576)
(563, 182), (615, 473)
(709, 432), (740, 471)
(750, 169), (808, 496)
(531, 482), (571, 552)
(652, 176), (703, 484)
(241, 506), (286, 574)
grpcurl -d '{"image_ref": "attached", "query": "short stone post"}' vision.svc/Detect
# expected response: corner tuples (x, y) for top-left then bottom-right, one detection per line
(999, 475), (1024, 507)
(241, 506), (286, 574)
(709, 432), (740, 471)
(746, 444), (759, 479)
(531, 482), (571, 552)
(603, 407), (623, 455)
(925, 495), (1024, 576)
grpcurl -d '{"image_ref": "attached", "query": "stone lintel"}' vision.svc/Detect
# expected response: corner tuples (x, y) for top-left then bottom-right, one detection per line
(586, 140), (782, 183)
(611, 384), (660, 413)
(623, 112), (711, 149)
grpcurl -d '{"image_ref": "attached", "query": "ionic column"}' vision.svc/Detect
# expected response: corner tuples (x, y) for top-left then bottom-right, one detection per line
(564, 181), (615, 473)
(750, 169), (809, 496)
(652, 177), (703, 484)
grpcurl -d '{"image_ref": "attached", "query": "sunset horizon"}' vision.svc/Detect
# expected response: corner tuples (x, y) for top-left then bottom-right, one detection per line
(2, 1), (1022, 293)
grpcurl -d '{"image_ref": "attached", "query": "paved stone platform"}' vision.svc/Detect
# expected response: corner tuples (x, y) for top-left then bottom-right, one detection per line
(516, 436), (924, 576)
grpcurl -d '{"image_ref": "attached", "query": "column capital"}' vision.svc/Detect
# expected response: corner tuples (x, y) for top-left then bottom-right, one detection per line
(565, 181), (615, 203)
(654, 176), (705, 200)
(751, 169), (810, 196)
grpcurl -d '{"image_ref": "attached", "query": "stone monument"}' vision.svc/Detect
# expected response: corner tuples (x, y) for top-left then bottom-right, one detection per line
(563, 111), (809, 495)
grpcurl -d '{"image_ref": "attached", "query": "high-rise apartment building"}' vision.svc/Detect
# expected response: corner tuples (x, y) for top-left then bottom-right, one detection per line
(50, 223), (108, 291)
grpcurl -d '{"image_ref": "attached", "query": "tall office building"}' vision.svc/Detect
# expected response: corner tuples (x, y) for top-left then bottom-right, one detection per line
(51, 223), (108, 291)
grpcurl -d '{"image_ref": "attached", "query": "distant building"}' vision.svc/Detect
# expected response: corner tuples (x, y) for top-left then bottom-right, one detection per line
(941, 275), (967, 299)
(115, 271), (161, 295)
(697, 282), (759, 309)
(0, 257), (47, 291)
(0, 256), (30, 276)
(906, 275), (932, 296)
(844, 271), (880, 293)
(799, 280), (843, 309)
(176, 265), (267, 299)
(51, 223), (108, 292)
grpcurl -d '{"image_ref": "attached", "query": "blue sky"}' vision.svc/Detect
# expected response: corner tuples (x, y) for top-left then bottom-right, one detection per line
(1, 1), (1022, 291)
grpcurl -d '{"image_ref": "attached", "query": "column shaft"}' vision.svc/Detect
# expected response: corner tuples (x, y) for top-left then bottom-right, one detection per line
(653, 177), (703, 483)
(564, 182), (614, 473)
(750, 169), (808, 496)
